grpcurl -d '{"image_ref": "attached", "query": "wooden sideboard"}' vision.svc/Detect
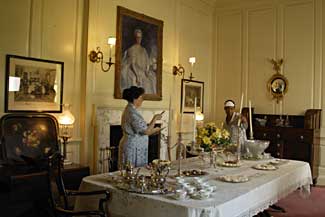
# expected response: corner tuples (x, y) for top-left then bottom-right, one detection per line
(242, 108), (321, 183)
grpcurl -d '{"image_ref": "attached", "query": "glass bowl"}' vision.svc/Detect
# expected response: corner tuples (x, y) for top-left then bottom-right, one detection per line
(244, 140), (270, 157)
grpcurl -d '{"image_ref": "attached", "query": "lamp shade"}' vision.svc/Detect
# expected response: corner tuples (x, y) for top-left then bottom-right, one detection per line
(196, 111), (204, 121)
(107, 37), (116, 46)
(58, 104), (75, 125)
(189, 57), (196, 64)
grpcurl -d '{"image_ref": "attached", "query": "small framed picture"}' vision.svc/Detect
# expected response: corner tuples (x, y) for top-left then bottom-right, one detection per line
(181, 79), (204, 113)
(114, 6), (163, 101)
(5, 55), (64, 113)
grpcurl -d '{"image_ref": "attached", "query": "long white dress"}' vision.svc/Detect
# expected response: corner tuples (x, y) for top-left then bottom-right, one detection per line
(121, 44), (154, 93)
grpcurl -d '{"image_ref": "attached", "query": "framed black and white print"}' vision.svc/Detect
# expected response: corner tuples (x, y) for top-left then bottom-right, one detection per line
(181, 79), (204, 113)
(5, 55), (64, 113)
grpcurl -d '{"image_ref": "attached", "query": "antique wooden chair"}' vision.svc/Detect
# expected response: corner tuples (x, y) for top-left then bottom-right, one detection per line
(47, 152), (109, 217)
(0, 113), (109, 217)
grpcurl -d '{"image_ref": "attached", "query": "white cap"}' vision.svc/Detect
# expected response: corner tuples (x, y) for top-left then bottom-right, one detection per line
(224, 101), (235, 107)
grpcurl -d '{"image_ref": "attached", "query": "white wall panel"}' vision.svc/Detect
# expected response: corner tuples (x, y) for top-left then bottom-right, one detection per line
(215, 11), (242, 122)
(247, 8), (276, 114)
(283, 1), (314, 114)
(0, 0), (31, 116)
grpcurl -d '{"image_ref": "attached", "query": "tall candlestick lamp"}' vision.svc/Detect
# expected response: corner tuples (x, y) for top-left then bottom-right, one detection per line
(57, 104), (75, 165)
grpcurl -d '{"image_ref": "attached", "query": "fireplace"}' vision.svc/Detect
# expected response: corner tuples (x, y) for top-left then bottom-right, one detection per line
(108, 124), (161, 171)
(95, 106), (168, 173)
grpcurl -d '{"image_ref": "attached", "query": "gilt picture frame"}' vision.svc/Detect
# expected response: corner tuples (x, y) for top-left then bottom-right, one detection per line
(114, 6), (163, 101)
(181, 79), (204, 113)
(5, 55), (64, 113)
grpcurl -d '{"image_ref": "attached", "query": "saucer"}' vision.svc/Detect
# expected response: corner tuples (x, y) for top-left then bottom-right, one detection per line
(252, 163), (277, 170)
(269, 159), (288, 165)
(219, 161), (242, 167)
(182, 170), (208, 177)
(218, 175), (249, 183)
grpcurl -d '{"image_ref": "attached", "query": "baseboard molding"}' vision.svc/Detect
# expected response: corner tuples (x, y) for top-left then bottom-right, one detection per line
(316, 175), (325, 186)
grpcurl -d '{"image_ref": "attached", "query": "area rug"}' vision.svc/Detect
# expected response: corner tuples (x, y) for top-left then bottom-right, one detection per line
(269, 186), (325, 217)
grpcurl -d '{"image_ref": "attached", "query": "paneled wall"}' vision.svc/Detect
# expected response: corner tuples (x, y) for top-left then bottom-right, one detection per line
(0, 0), (85, 163)
(85, 0), (214, 170)
(213, 0), (325, 185)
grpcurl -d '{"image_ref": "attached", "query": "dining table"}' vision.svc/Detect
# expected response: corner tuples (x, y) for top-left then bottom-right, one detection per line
(74, 157), (312, 217)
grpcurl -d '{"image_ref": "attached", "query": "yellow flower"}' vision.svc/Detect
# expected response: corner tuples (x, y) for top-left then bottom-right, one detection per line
(202, 136), (212, 145)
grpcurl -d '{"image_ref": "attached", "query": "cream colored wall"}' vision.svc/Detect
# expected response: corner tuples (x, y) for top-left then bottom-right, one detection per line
(0, 0), (214, 170)
(85, 0), (214, 171)
(0, 0), (85, 163)
(213, 0), (325, 185)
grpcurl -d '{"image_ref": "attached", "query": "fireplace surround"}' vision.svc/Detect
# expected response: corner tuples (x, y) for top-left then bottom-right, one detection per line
(95, 106), (169, 173)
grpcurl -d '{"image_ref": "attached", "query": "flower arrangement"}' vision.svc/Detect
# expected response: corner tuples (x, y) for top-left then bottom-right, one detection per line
(196, 122), (231, 152)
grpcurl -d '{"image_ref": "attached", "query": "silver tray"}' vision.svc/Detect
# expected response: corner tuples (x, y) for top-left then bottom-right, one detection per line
(115, 182), (173, 195)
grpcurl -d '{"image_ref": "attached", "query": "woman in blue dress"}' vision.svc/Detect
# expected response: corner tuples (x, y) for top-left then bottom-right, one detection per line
(118, 86), (162, 168)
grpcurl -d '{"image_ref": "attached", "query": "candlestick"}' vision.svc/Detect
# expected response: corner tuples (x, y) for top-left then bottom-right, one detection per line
(180, 93), (185, 133)
(192, 97), (197, 142)
(237, 93), (244, 126)
(168, 95), (173, 137)
(249, 100), (253, 139)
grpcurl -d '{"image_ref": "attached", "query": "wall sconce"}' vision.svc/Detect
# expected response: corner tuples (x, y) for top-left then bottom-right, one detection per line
(172, 64), (185, 77)
(89, 37), (116, 72)
(57, 104), (75, 166)
(188, 57), (196, 80)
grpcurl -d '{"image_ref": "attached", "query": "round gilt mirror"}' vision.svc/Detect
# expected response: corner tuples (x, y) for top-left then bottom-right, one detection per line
(267, 73), (288, 103)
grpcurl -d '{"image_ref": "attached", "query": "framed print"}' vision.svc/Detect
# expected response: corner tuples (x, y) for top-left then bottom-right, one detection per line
(5, 55), (64, 113)
(114, 6), (163, 101)
(181, 79), (204, 113)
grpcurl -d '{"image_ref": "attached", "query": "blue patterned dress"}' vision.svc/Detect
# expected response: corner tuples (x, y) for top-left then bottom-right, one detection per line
(118, 103), (148, 168)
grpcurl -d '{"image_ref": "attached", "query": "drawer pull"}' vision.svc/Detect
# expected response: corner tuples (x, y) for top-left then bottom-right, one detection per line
(276, 134), (281, 138)
(263, 133), (267, 138)
(277, 143), (280, 147)
(300, 135), (304, 140)
(277, 152), (280, 156)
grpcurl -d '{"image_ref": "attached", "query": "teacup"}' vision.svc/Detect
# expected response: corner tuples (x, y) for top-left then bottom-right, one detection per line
(185, 186), (196, 194)
(198, 189), (211, 199)
(174, 189), (187, 200)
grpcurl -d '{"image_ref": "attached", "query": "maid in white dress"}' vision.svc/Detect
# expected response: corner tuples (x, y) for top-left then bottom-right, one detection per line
(223, 100), (248, 149)
(118, 86), (162, 168)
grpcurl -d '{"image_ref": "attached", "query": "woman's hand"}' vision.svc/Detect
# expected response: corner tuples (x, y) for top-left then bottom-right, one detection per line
(151, 127), (162, 135)
(152, 113), (163, 122)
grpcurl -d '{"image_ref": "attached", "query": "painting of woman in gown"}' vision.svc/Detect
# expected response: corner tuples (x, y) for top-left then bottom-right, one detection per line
(115, 6), (163, 101)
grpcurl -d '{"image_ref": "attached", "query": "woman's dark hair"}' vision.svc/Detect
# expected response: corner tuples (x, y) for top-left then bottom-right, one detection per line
(122, 86), (145, 102)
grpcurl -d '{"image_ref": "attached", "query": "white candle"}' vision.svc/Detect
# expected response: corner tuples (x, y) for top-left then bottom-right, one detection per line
(249, 100), (253, 139)
(168, 76), (175, 136)
(239, 93), (244, 113)
(180, 96), (185, 132)
(237, 93), (244, 126)
(168, 95), (173, 137)
(193, 97), (197, 142)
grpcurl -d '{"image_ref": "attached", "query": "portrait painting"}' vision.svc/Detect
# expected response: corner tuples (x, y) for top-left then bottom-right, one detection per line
(114, 6), (163, 101)
(181, 79), (204, 113)
(5, 55), (64, 112)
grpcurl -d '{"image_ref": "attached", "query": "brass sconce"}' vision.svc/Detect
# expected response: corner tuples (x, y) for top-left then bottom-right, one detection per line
(89, 37), (116, 72)
(172, 65), (185, 77)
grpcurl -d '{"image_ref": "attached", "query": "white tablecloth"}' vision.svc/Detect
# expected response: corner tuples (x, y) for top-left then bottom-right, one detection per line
(74, 158), (312, 217)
